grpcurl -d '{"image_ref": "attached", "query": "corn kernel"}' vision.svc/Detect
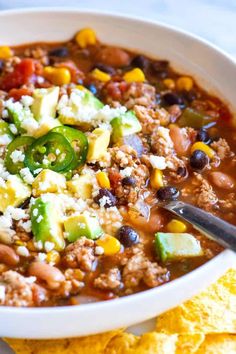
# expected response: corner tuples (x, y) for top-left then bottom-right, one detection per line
(96, 235), (121, 256)
(176, 76), (193, 91)
(167, 219), (187, 233)
(27, 240), (37, 251)
(123, 68), (146, 83)
(91, 68), (111, 82)
(44, 66), (71, 86)
(163, 78), (175, 90)
(46, 250), (60, 265)
(0, 46), (13, 59)
(150, 169), (164, 189)
(96, 171), (111, 189)
(75, 28), (97, 48)
(14, 240), (26, 247)
(76, 84), (90, 92)
(191, 142), (215, 159)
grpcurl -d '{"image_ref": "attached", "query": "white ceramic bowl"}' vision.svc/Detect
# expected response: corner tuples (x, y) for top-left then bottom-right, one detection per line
(0, 8), (235, 339)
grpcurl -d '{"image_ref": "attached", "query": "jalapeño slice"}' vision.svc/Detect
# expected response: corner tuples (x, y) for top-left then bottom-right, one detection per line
(5, 136), (35, 174)
(24, 132), (75, 173)
(52, 126), (88, 170)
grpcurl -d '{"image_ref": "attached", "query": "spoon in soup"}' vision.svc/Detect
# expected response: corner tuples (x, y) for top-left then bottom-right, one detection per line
(162, 201), (236, 252)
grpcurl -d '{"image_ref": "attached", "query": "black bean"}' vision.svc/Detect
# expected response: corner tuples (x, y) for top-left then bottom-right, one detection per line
(131, 55), (149, 70)
(20, 198), (30, 209)
(49, 47), (69, 57)
(177, 166), (188, 177)
(122, 176), (136, 187)
(94, 188), (117, 208)
(196, 129), (212, 145)
(86, 84), (97, 95)
(156, 186), (180, 201)
(181, 90), (197, 103)
(162, 92), (184, 106)
(116, 225), (139, 247)
(190, 150), (209, 170)
(93, 63), (116, 75)
(151, 60), (169, 79)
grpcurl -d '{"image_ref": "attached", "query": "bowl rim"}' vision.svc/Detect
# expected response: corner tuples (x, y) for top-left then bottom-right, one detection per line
(0, 7), (235, 317)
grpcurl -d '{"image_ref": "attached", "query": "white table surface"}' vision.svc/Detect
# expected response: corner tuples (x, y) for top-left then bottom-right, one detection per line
(0, 1), (236, 352)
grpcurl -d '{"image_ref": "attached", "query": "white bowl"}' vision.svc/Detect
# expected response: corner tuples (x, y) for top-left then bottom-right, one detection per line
(0, 8), (235, 339)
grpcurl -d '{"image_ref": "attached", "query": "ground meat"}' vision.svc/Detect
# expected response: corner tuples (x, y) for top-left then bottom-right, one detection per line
(211, 138), (234, 160)
(121, 246), (169, 292)
(62, 237), (95, 272)
(0, 270), (47, 307)
(194, 174), (218, 211)
(94, 268), (121, 290)
(110, 145), (138, 168)
(151, 126), (174, 156)
(24, 47), (49, 65)
(134, 105), (170, 134)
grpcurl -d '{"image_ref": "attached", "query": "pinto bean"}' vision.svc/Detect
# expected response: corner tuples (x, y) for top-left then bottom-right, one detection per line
(169, 124), (191, 156)
(210, 171), (235, 190)
(28, 262), (65, 289)
(128, 208), (164, 233)
(95, 47), (131, 68)
(0, 244), (19, 266)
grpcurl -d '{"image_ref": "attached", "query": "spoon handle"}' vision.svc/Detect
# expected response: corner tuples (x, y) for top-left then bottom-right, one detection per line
(163, 201), (236, 252)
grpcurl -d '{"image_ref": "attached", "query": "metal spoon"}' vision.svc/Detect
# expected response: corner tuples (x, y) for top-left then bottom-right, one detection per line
(162, 201), (236, 252)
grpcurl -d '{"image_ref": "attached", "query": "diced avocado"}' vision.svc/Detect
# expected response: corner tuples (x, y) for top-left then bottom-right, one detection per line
(0, 175), (31, 213)
(64, 213), (103, 242)
(31, 87), (60, 120)
(0, 120), (14, 145)
(7, 106), (28, 134)
(87, 128), (110, 162)
(58, 90), (104, 127)
(111, 111), (142, 142)
(67, 175), (93, 200)
(32, 169), (66, 197)
(31, 195), (65, 251)
(32, 118), (62, 138)
(155, 232), (203, 262)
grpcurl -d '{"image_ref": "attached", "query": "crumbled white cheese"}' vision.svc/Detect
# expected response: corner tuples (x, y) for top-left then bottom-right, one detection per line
(25, 276), (36, 284)
(120, 167), (133, 177)
(5, 206), (28, 221)
(34, 168), (43, 175)
(20, 167), (34, 185)
(36, 252), (47, 262)
(33, 208), (38, 217)
(0, 159), (10, 180)
(95, 246), (104, 255)
(36, 215), (43, 223)
(34, 240), (43, 250)
(10, 150), (25, 163)
(9, 123), (18, 135)
(149, 155), (167, 170)
(18, 219), (32, 233)
(16, 246), (30, 257)
(1, 109), (8, 119)
(44, 241), (55, 253)
(20, 95), (34, 107)
(0, 134), (12, 146)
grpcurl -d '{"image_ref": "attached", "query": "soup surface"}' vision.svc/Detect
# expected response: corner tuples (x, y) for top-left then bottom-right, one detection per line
(0, 28), (235, 307)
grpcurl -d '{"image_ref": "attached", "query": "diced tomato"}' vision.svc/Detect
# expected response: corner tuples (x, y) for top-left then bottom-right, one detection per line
(108, 169), (122, 189)
(0, 58), (35, 91)
(8, 87), (33, 101)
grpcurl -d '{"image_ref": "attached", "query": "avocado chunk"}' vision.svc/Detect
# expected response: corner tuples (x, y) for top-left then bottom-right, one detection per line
(155, 232), (203, 262)
(111, 111), (142, 142)
(31, 195), (65, 251)
(87, 128), (110, 162)
(0, 120), (14, 145)
(32, 169), (66, 197)
(64, 213), (103, 242)
(67, 174), (93, 200)
(58, 89), (104, 127)
(31, 87), (60, 120)
(0, 175), (31, 213)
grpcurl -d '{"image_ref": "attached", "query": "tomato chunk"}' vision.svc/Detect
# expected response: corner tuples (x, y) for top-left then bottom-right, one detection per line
(8, 87), (33, 101)
(0, 59), (35, 91)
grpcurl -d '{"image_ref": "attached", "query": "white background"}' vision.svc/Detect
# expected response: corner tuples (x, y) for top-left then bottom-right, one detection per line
(0, 1), (236, 352)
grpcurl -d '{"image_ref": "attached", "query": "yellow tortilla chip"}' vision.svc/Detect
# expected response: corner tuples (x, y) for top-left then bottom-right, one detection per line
(4, 329), (122, 354)
(176, 334), (205, 354)
(156, 268), (236, 334)
(105, 332), (177, 354)
(196, 334), (236, 354)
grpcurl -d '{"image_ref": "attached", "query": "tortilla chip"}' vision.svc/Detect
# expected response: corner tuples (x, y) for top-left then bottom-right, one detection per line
(196, 334), (236, 354)
(4, 329), (122, 354)
(156, 268), (236, 334)
(105, 332), (177, 354)
(176, 334), (205, 353)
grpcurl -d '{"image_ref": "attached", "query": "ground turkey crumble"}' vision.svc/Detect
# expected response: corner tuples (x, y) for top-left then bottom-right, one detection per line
(211, 138), (235, 160)
(62, 237), (95, 271)
(0, 270), (47, 307)
(194, 174), (218, 212)
(94, 268), (121, 290)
